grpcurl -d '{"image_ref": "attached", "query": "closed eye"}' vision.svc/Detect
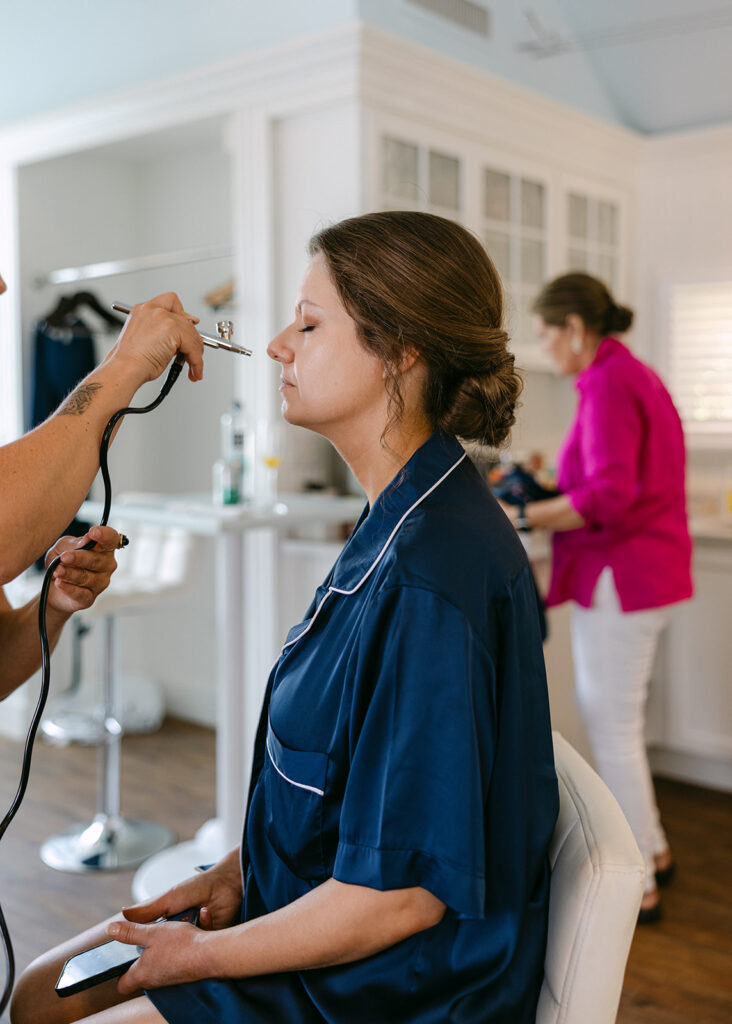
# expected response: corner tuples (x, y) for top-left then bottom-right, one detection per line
(298, 325), (316, 333)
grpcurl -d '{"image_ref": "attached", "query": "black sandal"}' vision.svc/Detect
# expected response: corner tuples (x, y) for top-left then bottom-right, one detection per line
(638, 891), (662, 924)
(655, 859), (676, 887)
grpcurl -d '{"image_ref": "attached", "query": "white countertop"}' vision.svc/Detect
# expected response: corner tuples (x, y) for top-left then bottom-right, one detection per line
(689, 516), (732, 543)
(80, 491), (365, 535)
(520, 517), (732, 564)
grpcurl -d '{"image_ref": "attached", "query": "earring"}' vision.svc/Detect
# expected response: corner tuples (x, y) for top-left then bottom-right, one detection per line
(570, 336), (583, 355)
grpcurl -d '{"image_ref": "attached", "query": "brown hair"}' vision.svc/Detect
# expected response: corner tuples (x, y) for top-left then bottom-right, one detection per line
(308, 211), (521, 448)
(532, 272), (634, 335)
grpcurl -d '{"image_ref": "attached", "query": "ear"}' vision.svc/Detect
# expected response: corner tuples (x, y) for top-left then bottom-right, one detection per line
(398, 346), (420, 373)
(381, 346), (420, 380)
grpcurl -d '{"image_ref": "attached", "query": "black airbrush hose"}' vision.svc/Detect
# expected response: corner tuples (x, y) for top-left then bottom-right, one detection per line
(0, 353), (185, 1016)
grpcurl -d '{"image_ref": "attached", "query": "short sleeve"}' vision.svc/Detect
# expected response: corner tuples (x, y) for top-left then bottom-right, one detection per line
(332, 585), (497, 918)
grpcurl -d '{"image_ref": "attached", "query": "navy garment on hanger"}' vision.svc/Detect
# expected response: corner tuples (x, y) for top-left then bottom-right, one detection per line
(31, 317), (97, 555)
(31, 317), (97, 430)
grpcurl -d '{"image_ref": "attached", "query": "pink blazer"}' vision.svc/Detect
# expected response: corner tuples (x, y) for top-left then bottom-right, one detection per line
(546, 338), (693, 612)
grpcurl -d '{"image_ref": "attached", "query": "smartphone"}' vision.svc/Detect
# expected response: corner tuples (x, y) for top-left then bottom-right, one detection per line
(55, 907), (199, 998)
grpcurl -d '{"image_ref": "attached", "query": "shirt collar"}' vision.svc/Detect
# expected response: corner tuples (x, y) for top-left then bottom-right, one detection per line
(329, 431), (467, 595)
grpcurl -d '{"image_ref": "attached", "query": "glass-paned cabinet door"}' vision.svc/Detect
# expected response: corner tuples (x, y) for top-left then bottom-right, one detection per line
(566, 191), (620, 291)
(383, 137), (420, 201)
(481, 165), (548, 362)
(428, 150), (460, 210)
(381, 135), (462, 215)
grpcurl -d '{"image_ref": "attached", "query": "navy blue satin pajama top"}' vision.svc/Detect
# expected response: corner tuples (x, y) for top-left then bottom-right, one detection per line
(149, 432), (559, 1024)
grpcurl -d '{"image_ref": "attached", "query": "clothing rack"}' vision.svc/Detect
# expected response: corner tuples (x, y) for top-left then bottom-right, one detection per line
(33, 243), (232, 289)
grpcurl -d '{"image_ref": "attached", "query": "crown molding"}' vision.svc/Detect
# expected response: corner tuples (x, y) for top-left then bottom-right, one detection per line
(357, 24), (643, 186)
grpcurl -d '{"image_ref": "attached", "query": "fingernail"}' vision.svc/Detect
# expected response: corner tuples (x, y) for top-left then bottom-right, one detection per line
(90, 527), (102, 540)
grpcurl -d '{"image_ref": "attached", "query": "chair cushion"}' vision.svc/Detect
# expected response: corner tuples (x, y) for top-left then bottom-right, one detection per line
(536, 732), (644, 1024)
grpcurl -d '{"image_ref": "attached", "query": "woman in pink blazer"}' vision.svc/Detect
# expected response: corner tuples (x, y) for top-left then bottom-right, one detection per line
(504, 272), (693, 923)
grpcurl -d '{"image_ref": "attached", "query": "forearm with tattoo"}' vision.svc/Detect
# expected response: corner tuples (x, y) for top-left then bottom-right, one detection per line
(58, 382), (103, 416)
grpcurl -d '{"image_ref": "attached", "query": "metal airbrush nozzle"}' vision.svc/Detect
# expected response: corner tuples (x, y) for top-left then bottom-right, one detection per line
(111, 303), (252, 356)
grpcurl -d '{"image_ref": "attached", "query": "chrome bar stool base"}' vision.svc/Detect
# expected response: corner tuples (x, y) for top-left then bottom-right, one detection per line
(40, 814), (174, 873)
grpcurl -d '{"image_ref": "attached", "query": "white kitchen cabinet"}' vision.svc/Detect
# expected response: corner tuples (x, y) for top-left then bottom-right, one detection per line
(530, 529), (732, 791)
(648, 538), (732, 791)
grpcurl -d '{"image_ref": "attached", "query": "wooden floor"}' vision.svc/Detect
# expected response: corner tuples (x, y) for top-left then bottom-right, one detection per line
(0, 717), (216, 1022)
(0, 719), (730, 1022)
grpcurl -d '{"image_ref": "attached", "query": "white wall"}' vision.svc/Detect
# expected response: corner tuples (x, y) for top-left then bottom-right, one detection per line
(273, 101), (362, 496)
(18, 152), (142, 423)
(637, 125), (732, 360)
(636, 123), (732, 479)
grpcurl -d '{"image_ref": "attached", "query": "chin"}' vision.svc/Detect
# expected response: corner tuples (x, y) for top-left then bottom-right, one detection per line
(280, 402), (303, 428)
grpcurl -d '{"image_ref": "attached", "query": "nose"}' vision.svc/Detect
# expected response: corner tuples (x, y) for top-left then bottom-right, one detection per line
(267, 324), (295, 363)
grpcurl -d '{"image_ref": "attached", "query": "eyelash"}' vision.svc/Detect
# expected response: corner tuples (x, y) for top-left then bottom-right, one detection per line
(298, 325), (315, 333)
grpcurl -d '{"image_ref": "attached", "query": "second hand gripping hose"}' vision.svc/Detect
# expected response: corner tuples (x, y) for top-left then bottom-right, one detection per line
(0, 353), (186, 1016)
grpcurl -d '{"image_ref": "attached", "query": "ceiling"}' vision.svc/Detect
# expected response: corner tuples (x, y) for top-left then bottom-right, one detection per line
(525, 0), (732, 134)
(2, 1), (731, 138)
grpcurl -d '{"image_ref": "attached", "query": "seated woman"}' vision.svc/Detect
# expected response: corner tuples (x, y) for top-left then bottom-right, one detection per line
(11, 211), (559, 1024)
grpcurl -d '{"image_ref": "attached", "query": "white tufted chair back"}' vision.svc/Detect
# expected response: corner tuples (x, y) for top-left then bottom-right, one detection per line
(537, 732), (644, 1024)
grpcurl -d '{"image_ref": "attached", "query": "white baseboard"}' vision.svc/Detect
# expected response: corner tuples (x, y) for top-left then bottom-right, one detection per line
(649, 745), (732, 793)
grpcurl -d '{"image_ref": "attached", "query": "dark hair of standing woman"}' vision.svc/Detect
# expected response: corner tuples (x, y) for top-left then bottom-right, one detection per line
(532, 271), (634, 336)
(308, 211), (522, 449)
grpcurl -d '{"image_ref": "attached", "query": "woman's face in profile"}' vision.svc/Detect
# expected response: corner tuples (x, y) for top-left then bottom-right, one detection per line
(267, 253), (387, 442)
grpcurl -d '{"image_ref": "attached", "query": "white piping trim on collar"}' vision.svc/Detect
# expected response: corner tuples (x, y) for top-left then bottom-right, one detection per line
(331, 450), (467, 596)
(282, 588), (333, 650)
(280, 449), (467, 652)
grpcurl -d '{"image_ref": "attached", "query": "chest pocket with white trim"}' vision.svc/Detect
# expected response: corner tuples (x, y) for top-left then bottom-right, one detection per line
(264, 718), (329, 881)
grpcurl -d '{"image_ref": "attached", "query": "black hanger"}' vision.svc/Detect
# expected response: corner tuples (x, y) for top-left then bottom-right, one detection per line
(43, 291), (125, 331)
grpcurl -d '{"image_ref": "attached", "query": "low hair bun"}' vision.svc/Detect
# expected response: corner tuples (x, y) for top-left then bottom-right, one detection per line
(606, 303), (634, 334)
(533, 272), (635, 338)
(438, 349), (523, 448)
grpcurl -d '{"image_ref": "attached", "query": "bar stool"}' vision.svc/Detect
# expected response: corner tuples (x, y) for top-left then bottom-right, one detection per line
(39, 517), (200, 872)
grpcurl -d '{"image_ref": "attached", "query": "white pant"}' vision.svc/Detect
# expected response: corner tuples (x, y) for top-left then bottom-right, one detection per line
(571, 567), (669, 892)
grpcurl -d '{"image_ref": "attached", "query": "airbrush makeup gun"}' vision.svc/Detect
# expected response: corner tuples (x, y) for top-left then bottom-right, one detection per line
(111, 302), (252, 356)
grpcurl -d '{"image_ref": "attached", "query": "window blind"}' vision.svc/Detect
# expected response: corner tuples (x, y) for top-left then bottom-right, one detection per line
(668, 281), (732, 433)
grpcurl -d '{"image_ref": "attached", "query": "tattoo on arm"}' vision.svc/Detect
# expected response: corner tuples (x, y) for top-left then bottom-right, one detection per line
(58, 383), (103, 416)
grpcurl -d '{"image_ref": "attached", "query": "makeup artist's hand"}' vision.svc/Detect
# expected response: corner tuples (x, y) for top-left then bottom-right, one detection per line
(111, 292), (205, 384)
(44, 526), (119, 617)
